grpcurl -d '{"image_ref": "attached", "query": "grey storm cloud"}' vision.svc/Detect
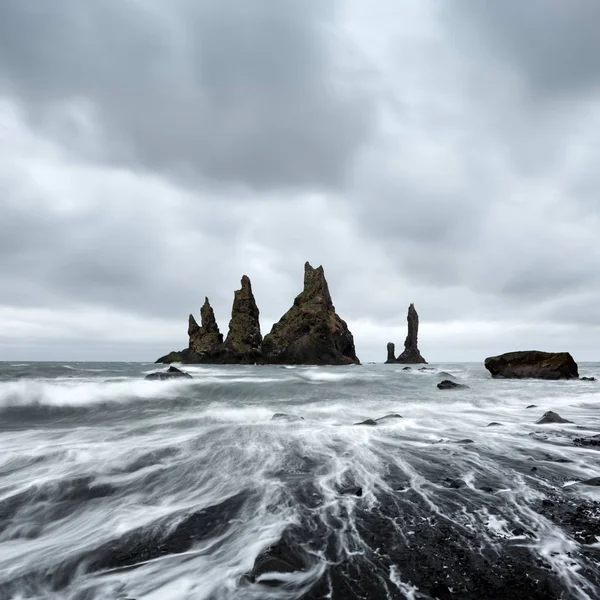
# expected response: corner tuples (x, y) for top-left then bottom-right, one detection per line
(0, 0), (599, 362)
(447, 0), (600, 95)
(0, 0), (372, 189)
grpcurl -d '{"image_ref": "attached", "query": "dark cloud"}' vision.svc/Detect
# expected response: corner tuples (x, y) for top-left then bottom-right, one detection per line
(0, 0), (372, 189)
(0, 0), (599, 362)
(446, 0), (600, 95)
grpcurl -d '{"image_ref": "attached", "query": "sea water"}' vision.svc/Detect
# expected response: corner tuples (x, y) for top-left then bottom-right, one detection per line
(0, 362), (598, 599)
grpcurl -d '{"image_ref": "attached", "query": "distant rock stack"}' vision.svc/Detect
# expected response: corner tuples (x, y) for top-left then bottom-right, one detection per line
(260, 262), (360, 365)
(394, 303), (427, 364)
(189, 297), (224, 357)
(223, 275), (262, 362)
(156, 262), (359, 365)
(385, 342), (396, 364)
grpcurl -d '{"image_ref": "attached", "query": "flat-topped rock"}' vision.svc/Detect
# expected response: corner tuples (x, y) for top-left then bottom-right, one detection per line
(485, 351), (579, 380)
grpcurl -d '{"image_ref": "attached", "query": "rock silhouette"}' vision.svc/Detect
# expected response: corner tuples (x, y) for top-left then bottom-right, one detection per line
(223, 276), (262, 363)
(485, 351), (579, 380)
(388, 304), (427, 364)
(385, 342), (396, 364)
(260, 262), (359, 365)
(189, 298), (224, 357)
(156, 262), (359, 366)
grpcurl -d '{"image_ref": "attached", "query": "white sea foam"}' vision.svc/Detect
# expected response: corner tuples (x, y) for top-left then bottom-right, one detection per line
(0, 362), (597, 599)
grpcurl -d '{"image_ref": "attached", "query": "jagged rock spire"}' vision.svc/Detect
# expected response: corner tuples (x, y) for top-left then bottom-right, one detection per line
(262, 262), (359, 365)
(189, 297), (223, 355)
(396, 303), (427, 364)
(224, 275), (262, 355)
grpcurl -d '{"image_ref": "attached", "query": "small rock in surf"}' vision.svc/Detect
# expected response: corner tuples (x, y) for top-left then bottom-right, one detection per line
(526, 404), (537, 409)
(486, 422), (503, 427)
(144, 366), (193, 380)
(536, 411), (573, 425)
(580, 377), (596, 381)
(271, 413), (305, 422)
(354, 419), (378, 426)
(437, 380), (468, 390)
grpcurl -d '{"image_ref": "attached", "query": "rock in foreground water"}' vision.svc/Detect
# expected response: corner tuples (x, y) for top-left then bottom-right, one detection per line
(145, 366), (193, 380)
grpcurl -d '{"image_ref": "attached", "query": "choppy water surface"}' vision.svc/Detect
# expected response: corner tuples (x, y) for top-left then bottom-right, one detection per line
(0, 361), (598, 599)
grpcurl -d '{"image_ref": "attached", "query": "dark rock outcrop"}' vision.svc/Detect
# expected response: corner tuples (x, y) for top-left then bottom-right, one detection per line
(536, 411), (573, 425)
(271, 413), (305, 422)
(354, 419), (378, 426)
(437, 380), (468, 390)
(581, 377), (596, 381)
(484, 351), (579, 380)
(189, 298), (224, 357)
(385, 342), (396, 364)
(223, 276), (262, 362)
(145, 366), (193, 380)
(260, 262), (359, 365)
(396, 304), (427, 364)
(156, 263), (359, 365)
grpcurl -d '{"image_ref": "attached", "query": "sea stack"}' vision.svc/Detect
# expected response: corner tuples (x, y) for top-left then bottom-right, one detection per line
(385, 342), (396, 364)
(260, 262), (360, 365)
(396, 303), (427, 364)
(485, 351), (578, 380)
(189, 297), (224, 357)
(223, 275), (262, 363)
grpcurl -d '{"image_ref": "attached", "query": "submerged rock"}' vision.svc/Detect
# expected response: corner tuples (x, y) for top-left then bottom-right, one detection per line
(354, 419), (378, 426)
(455, 439), (475, 444)
(536, 411), (573, 425)
(375, 413), (403, 423)
(402, 366), (412, 371)
(573, 434), (600, 448)
(526, 405), (538, 409)
(396, 303), (427, 364)
(144, 366), (193, 380)
(580, 477), (600, 486)
(484, 351), (579, 380)
(271, 413), (305, 422)
(261, 262), (359, 365)
(580, 377), (596, 381)
(385, 342), (396, 364)
(486, 422), (503, 427)
(437, 380), (468, 390)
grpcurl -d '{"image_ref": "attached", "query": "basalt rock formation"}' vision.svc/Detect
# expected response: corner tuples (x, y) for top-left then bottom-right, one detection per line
(223, 275), (262, 363)
(484, 351), (579, 380)
(387, 303), (427, 364)
(385, 342), (396, 364)
(189, 298), (224, 357)
(260, 263), (360, 365)
(156, 263), (359, 365)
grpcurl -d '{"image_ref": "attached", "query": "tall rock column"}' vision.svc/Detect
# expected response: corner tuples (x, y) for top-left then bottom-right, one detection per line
(223, 275), (262, 362)
(385, 342), (396, 364)
(396, 303), (427, 364)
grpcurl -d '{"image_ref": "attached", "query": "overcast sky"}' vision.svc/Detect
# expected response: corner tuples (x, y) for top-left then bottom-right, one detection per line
(1, 0), (599, 363)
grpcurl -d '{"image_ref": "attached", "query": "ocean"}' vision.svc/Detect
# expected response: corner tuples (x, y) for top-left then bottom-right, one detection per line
(0, 361), (598, 599)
